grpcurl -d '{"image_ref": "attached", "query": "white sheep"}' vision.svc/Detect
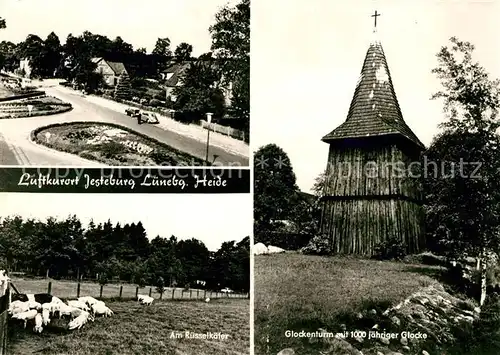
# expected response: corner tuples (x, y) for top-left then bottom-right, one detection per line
(138, 294), (154, 306)
(67, 300), (90, 312)
(33, 313), (43, 333)
(27, 301), (42, 311)
(12, 309), (38, 328)
(78, 296), (99, 307)
(57, 303), (77, 318)
(91, 302), (113, 317)
(9, 301), (29, 315)
(68, 311), (92, 330)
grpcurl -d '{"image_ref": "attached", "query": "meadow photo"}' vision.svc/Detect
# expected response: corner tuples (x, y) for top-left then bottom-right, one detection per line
(0, 193), (251, 355)
(0, 0), (249, 167)
(253, 1), (500, 354)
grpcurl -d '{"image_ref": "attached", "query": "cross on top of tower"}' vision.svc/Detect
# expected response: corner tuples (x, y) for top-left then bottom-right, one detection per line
(372, 10), (381, 30)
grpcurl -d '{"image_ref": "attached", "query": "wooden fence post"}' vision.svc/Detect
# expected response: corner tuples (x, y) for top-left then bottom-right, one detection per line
(204, 290), (206, 299)
(119, 286), (123, 299)
(149, 287), (152, 297)
(47, 282), (52, 294)
(189, 290), (192, 299)
(99, 285), (103, 298)
(197, 290), (199, 299)
(77, 282), (81, 298)
(135, 287), (139, 299)
(159, 291), (163, 300)
(172, 288), (175, 300)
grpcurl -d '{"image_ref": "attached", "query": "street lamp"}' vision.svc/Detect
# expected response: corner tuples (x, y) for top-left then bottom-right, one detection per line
(205, 113), (213, 164)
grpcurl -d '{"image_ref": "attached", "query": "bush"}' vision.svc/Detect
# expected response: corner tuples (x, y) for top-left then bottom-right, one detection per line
(100, 141), (129, 159)
(300, 234), (331, 256)
(149, 98), (161, 107)
(373, 237), (407, 261)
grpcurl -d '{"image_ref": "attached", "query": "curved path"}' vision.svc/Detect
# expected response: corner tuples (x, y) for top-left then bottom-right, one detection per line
(0, 83), (249, 166)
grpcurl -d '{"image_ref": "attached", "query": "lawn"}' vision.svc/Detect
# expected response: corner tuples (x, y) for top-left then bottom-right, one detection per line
(7, 298), (250, 355)
(34, 122), (206, 166)
(254, 252), (441, 355)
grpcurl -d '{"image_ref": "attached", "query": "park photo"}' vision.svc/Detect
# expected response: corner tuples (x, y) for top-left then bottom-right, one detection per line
(0, 192), (251, 355)
(0, 0), (249, 167)
(253, 1), (500, 355)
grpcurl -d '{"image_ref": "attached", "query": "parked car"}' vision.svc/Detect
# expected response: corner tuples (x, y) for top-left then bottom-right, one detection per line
(125, 107), (140, 117)
(220, 287), (233, 293)
(139, 112), (159, 124)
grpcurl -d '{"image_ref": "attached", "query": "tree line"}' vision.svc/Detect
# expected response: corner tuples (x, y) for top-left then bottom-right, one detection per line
(0, 0), (249, 130)
(0, 215), (250, 293)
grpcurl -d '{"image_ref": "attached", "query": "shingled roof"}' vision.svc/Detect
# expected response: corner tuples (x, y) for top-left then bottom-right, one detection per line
(322, 40), (424, 149)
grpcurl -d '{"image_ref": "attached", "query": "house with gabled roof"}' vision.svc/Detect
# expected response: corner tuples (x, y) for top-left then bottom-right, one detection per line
(161, 60), (233, 106)
(319, 24), (425, 256)
(92, 57), (128, 87)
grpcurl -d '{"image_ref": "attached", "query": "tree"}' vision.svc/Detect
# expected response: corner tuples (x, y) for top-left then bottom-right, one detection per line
(152, 37), (172, 58)
(114, 71), (132, 101)
(174, 42), (193, 62)
(42, 32), (62, 77)
(172, 60), (225, 118)
(17, 34), (45, 77)
(427, 37), (500, 305)
(156, 276), (165, 299)
(136, 47), (147, 54)
(111, 36), (133, 56)
(209, 0), (249, 122)
(0, 18), (6, 29)
(254, 144), (300, 234)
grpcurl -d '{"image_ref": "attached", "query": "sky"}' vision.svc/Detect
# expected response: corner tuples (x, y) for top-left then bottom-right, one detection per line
(0, 0), (237, 56)
(0, 193), (251, 251)
(252, 0), (500, 193)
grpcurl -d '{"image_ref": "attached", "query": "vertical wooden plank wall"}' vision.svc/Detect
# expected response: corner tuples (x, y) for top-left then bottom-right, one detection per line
(320, 142), (425, 256)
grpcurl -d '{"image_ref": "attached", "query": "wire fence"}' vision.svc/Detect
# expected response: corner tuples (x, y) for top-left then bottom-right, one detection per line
(11, 279), (248, 301)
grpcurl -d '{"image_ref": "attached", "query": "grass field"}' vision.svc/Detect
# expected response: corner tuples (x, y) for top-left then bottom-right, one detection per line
(254, 252), (441, 355)
(8, 298), (249, 355)
(35, 122), (205, 166)
(10, 278), (248, 300)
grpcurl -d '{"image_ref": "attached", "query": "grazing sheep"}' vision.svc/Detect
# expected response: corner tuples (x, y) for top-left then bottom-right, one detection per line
(67, 300), (90, 312)
(78, 296), (99, 307)
(9, 301), (29, 315)
(12, 309), (38, 328)
(57, 303), (77, 319)
(138, 295), (154, 306)
(68, 311), (92, 330)
(91, 302), (113, 317)
(33, 313), (43, 333)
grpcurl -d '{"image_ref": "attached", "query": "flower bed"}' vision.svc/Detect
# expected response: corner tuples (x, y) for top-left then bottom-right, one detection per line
(0, 96), (72, 119)
(32, 122), (208, 166)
